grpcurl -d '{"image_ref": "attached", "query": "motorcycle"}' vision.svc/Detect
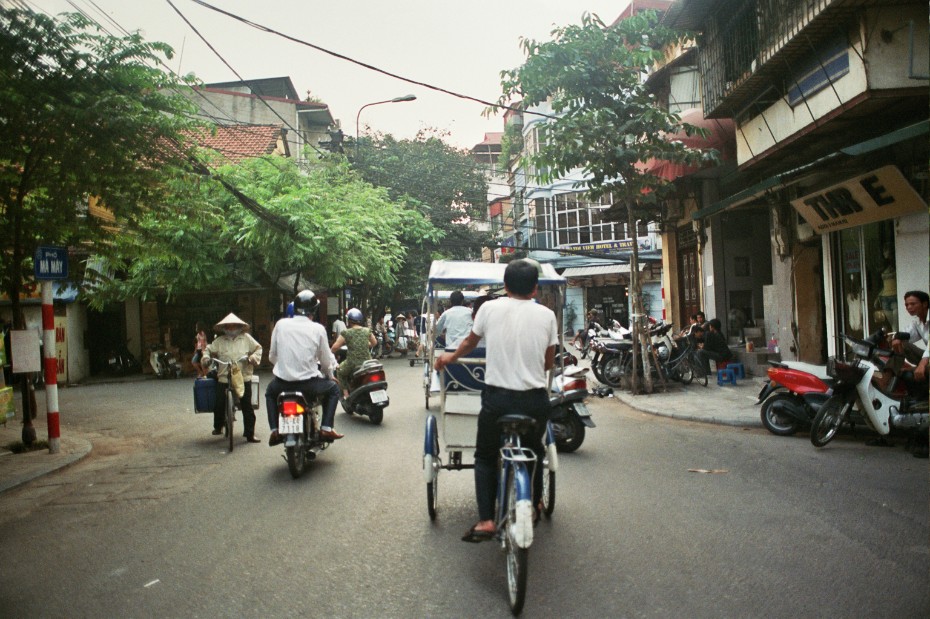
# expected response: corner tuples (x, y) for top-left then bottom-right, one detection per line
(756, 361), (833, 436)
(149, 345), (182, 379)
(810, 329), (929, 451)
(549, 350), (595, 452)
(340, 359), (389, 424)
(275, 390), (331, 479)
(107, 341), (141, 376)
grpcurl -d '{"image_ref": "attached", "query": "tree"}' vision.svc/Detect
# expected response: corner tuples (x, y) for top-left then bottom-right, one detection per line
(96, 155), (431, 315)
(0, 8), (203, 443)
(352, 129), (491, 316)
(495, 11), (717, 393)
(0, 9), (202, 326)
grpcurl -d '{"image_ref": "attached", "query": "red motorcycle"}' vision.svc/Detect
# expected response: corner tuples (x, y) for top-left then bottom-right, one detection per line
(756, 361), (833, 436)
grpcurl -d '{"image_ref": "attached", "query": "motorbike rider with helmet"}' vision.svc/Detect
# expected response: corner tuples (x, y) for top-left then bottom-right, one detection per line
(264, 290), (343, 444)
(330, 308), (377, 398)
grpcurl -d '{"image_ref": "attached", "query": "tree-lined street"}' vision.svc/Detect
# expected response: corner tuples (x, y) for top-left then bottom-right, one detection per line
(1, 360), (926, 617)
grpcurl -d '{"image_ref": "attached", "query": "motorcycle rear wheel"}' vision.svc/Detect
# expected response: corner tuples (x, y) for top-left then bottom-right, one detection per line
(760, 393), (803, 436)
(810, 397), (850, 447)
(367, 408), (384, 425)
(286, 435), (307, 479)
(601, 355), (628, 388)
(554, 414), (586, 453)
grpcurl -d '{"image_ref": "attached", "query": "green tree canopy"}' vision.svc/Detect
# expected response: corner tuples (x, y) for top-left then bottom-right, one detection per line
(352, 129), (491, 314)
(96, 155), (433, 310)
(495, 11), (718, 393)
(0, 8), (202, 325)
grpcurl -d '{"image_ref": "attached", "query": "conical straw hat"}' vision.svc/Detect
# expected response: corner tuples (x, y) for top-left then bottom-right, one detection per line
(213, 312), (250, 333)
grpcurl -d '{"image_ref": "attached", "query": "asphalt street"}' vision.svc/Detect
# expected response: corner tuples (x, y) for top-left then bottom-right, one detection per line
(0, 357), (927, 617)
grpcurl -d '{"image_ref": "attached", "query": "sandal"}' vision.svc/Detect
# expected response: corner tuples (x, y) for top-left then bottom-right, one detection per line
(461, 524), (495, 543)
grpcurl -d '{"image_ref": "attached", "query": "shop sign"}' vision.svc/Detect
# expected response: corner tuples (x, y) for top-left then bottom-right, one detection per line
(559, 236), (653, 255)
(791, 165), (926, 234)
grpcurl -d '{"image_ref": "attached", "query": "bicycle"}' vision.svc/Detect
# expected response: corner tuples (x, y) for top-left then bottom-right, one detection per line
(211, 356), (249, 452)
(494, 414), (541, 615)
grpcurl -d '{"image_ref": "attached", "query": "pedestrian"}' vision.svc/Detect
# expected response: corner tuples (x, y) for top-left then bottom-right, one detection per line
(435, 259), (557, 542)
(434, 290), (473, 349)
(694, 318), (732, 374)
(201, 313), (263, 443)
(265, 290), (343, 444)
(192, 321), (208, 378)
(331, 308), (377, 398)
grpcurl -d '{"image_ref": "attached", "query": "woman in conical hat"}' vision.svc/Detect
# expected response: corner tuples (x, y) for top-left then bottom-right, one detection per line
(202, 312), (263, 443)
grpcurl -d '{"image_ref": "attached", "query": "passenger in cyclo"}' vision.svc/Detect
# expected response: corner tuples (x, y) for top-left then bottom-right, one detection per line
(201, 313), (263, 442)
(265, 290), (343, 445)
(330, 307), (378, 398)
(435, 259), (558, 543)
(435, 290), (474, 349)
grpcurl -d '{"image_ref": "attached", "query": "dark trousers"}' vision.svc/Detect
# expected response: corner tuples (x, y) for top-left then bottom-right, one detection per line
(474, 386), (549, 522)
(265, 376), (340, 432)
(696, 349), (730, 374)
(214, 381), (256, 438)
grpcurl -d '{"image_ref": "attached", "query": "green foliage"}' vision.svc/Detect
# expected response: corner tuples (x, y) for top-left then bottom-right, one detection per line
(496, 11), (715, 216)
(0, 8), (202, 322)
(497, 121), (524, 167)
(94, 155), (426, 305)
(352, 129), (491, 314)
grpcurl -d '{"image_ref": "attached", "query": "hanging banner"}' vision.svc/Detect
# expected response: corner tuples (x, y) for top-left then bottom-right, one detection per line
(791, 165), (926, 234)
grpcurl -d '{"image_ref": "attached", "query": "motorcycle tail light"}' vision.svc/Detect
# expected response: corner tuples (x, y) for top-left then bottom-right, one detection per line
(562, 378), (586, 392)
(282, 400), (304, 416)
(366, 372), (385, 384)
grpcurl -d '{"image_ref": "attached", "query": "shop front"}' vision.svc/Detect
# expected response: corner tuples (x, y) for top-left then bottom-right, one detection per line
(792, 165), (929, 356)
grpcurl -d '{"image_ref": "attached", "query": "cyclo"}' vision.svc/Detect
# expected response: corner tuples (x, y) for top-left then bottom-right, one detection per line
(421, 260), (564, 614)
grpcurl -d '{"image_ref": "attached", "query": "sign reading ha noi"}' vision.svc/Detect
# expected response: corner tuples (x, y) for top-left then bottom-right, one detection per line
(791, 165), (925, 234)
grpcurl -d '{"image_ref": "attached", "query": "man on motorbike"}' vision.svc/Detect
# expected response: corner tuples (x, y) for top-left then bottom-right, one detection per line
(265, 290), (343, 444)
(892, 290), (929, 383)
(330, 308), (378, 398)
(201, 313), (263, 442)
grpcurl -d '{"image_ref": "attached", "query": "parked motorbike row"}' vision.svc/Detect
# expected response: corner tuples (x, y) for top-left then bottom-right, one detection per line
(756, 328), (928, 457)
(586, 318), (704, 389)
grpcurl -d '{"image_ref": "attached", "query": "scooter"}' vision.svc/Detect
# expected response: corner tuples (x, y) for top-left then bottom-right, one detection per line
(275, 390), (331, 479)
(756, 361), (833, 436)
(549, 352), (595, 452)
(149, 345), (183, 379)
(107, 341), (141, 375)
(810, 329), (929, 451)
(340, 359), (389, 424)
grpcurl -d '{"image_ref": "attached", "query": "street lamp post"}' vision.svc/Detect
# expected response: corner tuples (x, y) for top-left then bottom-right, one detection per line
(355, 94), (417, 156)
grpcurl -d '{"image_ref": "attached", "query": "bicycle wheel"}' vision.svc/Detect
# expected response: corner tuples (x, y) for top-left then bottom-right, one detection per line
(691, 355), (708, 387)
(226, 389), (235, 452)
(676, 357), (694, 385)
(504, 467), (529, 614)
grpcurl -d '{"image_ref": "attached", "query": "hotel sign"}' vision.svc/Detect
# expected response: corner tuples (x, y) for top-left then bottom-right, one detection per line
(559, 237), (654, 255)
(791, 165), (925, 234)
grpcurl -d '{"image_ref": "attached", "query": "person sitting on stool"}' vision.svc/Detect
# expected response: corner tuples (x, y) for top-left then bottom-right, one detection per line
(694, 318), (732, 375)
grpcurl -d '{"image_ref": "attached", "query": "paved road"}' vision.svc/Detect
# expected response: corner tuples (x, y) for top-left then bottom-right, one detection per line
(0, 357), (927, 617)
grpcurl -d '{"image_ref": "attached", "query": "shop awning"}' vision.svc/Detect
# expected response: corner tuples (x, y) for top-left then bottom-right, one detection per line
(635, 108), (735, 183)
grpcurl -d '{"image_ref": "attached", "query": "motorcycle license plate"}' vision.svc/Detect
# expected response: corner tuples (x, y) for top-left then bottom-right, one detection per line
(370, 389), (388, 404)
(573, 402), (591, 417)
(278, 414), (303, 435)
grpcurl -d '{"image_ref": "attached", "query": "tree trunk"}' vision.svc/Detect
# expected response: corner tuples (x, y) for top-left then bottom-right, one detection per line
(627, 208), (639, 395)
(627, 208), (654, 395)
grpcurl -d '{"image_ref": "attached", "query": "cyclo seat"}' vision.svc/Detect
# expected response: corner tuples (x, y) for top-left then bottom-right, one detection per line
(497, 414), (537, 435)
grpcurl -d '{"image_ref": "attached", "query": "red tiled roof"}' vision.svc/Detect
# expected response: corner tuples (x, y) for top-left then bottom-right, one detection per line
(193, 124), (288, 164)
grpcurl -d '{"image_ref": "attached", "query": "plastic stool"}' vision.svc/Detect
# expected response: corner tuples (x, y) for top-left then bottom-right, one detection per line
(727, 362), (745, 379)
(716, 368), (737, 385)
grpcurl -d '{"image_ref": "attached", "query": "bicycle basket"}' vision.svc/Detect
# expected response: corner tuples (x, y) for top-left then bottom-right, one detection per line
(826, 356), (863, 382)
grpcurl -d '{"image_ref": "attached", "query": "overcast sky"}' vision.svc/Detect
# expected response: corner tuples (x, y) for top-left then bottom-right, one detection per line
(28, 0), (630, 149)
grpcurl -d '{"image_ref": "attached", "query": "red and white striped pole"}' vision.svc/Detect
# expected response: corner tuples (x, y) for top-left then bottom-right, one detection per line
(41, 282), (60, 454)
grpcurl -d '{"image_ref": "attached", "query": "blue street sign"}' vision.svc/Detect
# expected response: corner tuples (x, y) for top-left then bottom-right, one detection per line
(34, 246), (68, 280)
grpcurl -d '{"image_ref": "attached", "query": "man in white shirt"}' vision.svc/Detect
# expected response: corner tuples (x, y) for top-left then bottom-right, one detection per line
(331, 317), (347, 343)
(435, 290), (474, 348)
(892, 290), (929, 383)
(435, 260), (557, 542)
(265, 290), (343, 444)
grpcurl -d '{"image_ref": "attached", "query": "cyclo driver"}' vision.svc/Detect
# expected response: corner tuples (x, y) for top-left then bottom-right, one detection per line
(265, 290), (343, 445)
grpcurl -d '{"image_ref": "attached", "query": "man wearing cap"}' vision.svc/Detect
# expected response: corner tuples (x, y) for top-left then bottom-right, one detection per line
(201, 313), (263, 443)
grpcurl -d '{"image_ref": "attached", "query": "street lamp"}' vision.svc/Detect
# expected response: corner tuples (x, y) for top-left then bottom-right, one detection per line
(355, 94), (417, 156)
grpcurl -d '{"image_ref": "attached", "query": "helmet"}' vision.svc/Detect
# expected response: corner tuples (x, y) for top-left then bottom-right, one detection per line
(293, 290), (319, 317)
(346, 308), (364, 324)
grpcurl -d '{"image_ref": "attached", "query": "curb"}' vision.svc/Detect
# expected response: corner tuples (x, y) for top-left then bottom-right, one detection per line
(0, 434), (93, 495)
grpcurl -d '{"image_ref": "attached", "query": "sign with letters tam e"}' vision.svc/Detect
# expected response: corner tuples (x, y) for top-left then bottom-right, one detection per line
(791, 166), (925, 234)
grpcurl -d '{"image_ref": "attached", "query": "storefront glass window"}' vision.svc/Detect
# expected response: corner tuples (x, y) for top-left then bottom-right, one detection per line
(831, 221), (895, 340)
